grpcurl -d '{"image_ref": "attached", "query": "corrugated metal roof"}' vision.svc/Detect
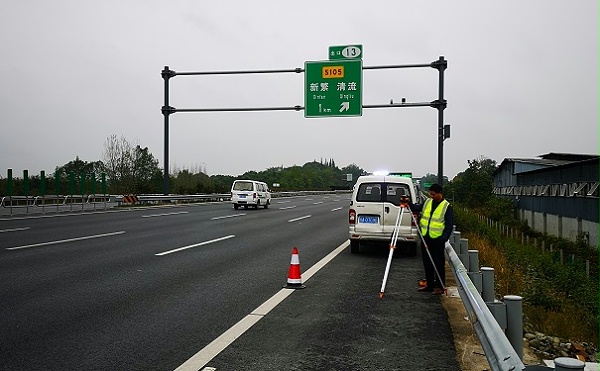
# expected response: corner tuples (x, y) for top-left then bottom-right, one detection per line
(493, 153), (599, 176)
(504, 158), (570, 167)
(518, 156), (599, 175)
(538, 152), (599, 161)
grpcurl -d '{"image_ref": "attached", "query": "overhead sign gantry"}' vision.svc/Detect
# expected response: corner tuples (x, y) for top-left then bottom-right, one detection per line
(161, 46), (448, 195)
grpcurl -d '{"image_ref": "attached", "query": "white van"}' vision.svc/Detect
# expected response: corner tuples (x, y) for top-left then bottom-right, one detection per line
(231, 180), (271, 209)
(348, 174), (421, 255)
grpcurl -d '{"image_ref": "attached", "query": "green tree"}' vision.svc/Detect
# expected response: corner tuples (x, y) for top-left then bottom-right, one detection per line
(102, 134), (134, 193)
(340, 164), (366, 187)
(54, 157), (105, 194)
(132, 145), (162, 194)
(445, 155), (497, 208)
(102, 135), (162, 194)
(55, 156), (104, 178)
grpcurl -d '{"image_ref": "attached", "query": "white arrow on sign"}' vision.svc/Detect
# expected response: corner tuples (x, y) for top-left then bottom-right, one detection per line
(339, 102), (350, 112)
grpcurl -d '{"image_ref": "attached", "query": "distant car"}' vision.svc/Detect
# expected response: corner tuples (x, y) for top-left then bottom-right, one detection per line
(348, 174), (421, 256)
(231, 180), (271, 209)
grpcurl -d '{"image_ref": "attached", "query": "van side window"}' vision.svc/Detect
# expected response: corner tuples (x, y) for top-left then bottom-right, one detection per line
(357, 183), (382, 202)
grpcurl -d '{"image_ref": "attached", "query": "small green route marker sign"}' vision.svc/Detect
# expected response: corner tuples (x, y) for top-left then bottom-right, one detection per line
(304, 59), (362, 118)
(329, 45), (363, 60)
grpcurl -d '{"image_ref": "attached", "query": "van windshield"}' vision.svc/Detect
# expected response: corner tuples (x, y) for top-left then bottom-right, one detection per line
(233, 181), (254, 191)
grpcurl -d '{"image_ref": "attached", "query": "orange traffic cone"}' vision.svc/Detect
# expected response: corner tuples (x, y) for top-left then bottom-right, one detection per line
(284, 247), (305, 289)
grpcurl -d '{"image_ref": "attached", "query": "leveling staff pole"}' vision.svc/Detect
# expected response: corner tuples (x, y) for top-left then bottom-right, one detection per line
(379, 205), (406, 299)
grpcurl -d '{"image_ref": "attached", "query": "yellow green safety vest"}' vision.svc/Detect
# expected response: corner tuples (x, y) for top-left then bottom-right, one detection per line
(420, 198), (450, 238)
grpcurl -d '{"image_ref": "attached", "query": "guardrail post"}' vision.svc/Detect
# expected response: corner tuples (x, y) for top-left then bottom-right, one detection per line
(451, 231), (461, 253)
(467, 249), (479, 272)
(467, 250), (482, 293)
(481, 266), (495, 303)
(459, 238), (469, 268)
(504, 295), (523, 361)
(486, 301), (507, 329)
(553, 357), (585, 370)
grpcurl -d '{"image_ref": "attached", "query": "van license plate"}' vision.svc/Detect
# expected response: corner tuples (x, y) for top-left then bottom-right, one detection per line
(239, 195), (246, 198)
(358, 215), (379, 224)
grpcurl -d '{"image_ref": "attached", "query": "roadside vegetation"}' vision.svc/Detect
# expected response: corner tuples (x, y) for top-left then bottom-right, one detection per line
(0, 135), (367, 196)
(446, 156), (598, 346)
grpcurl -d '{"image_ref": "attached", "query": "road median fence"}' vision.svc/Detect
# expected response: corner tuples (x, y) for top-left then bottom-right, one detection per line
(1, 190), (351, 215)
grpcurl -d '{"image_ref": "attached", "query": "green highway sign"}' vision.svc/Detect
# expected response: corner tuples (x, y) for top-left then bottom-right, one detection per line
(329, 45), (363, 60)
(390, 172), (413, 178)
(304, 59), (363, 118)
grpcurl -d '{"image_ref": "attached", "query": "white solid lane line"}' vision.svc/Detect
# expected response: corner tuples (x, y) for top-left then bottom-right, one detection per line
(287, 215), (311, 223)
(155, 235), (235, 256)
(211, 213), (246, 220)
(174, 240), (349, 371)
(5, 231), (126, 251)
(141, 211), (189, 218)
(0, 227), (31, 233)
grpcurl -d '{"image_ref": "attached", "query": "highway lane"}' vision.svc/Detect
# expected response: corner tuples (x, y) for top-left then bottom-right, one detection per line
(0, 195), (351, 370)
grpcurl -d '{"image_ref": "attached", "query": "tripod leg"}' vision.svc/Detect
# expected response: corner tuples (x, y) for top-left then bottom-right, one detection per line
(379, 206), (405, 298)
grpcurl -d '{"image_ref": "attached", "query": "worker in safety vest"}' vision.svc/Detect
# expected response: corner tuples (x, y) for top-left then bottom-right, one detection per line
(401, 183), (453, 295)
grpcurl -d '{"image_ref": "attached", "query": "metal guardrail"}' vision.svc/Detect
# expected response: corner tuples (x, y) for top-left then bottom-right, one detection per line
(1, 195), (112, 208)
(447, 232), (586, 370)
(113, 190), (351, 204)
(446, 237), (525, 371)
(1, 191), (351, 213)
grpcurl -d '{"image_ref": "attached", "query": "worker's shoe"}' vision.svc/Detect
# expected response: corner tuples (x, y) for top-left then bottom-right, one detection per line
(417, 286), (433, 292)
(432, 288), (444, 295)
(418, 279), (427, 287)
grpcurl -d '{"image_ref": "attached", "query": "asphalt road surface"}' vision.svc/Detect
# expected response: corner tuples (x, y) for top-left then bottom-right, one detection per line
(0, 195), (460, 370)
(203, 241), (461, 371)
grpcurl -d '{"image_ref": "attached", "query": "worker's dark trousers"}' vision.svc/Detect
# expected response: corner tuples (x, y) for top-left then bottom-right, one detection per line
(421, 237), (446, 288)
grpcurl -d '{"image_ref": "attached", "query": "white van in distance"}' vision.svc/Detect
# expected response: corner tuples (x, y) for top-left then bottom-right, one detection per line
(231, 180), (271, 209)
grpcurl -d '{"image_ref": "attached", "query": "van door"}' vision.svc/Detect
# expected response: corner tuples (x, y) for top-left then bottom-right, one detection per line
(353, 182), (385, 237)
(382, 181), (412, 236)
(257, 183), (266, 205)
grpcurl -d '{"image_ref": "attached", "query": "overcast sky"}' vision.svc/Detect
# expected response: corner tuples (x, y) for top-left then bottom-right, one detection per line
(1, 1), (598, 180)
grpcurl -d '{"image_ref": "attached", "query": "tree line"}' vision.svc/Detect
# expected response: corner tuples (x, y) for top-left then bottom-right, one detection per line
(0, 135), (504, 211)
(0, 135), (369, 196)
